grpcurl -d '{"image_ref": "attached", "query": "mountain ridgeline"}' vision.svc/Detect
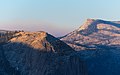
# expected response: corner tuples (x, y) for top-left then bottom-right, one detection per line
(1, 19), (120, 75)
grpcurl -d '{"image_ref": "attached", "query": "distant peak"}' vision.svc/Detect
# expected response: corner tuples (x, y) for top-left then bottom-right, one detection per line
(86, 18), (106, 22)
(78, 19), (109, 31)
(77, 19), (107, 35)
(78, 19), (96, 31)
(86, 18), (95, 22)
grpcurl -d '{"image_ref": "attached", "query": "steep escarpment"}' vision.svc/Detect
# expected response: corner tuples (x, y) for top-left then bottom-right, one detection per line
(0, 31), (86, 75)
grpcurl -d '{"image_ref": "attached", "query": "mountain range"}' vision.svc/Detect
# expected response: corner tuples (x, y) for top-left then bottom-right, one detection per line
(1, 19), (120, 75)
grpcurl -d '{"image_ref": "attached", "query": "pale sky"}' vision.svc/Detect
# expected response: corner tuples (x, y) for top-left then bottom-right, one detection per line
(0, 0), (120, 36)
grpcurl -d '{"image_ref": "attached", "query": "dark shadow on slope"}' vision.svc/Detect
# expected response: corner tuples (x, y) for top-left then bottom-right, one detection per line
(99, 29), (120, 34)
(46, 33), (75, 54)
(77, 44), (120, 75)
(79, 19), (120, 36)
(0, 41), (87, 75)
(0, 43), (20, 75)
(89, 32), (116, 40)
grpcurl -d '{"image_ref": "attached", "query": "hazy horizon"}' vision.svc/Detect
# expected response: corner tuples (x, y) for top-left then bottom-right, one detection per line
(0, 0), (120, 36)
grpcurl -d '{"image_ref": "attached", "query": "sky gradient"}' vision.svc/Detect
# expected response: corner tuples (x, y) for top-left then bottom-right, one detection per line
(0, 0), (120, 36)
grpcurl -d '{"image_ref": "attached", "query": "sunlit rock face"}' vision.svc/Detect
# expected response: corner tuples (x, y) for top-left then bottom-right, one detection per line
(61, 19), (120, 50)
(8, 31), (74, 54)
(0, 31), (85, 75)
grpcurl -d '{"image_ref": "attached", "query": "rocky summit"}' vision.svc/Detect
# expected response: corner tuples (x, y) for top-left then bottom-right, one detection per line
(61, 19), (120, 50)
(0, 31), (85, 75)
(9, 31), (74, 53)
